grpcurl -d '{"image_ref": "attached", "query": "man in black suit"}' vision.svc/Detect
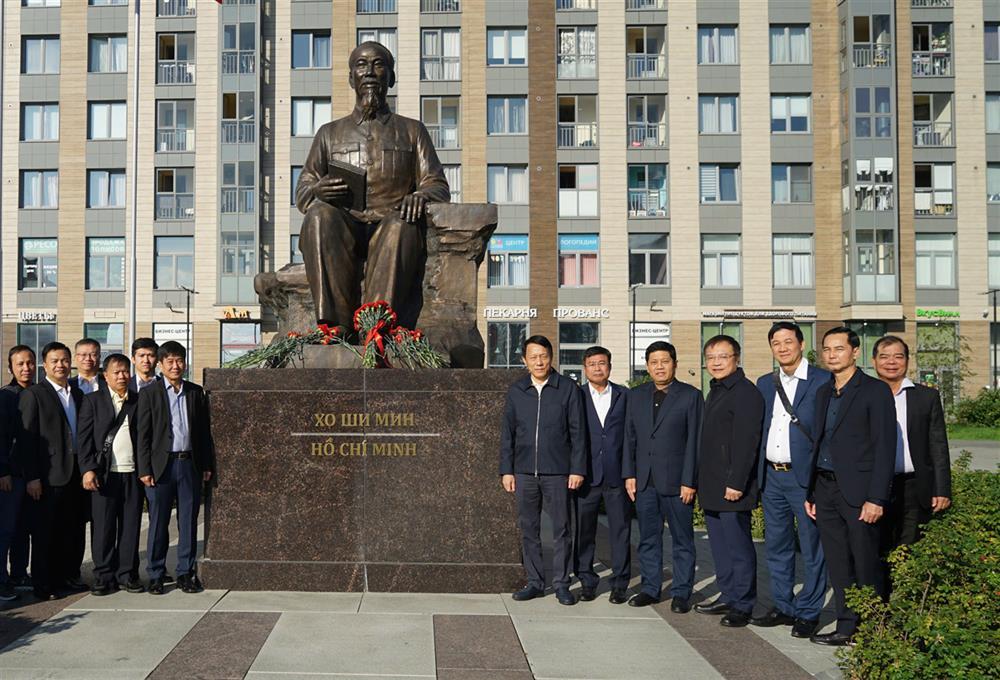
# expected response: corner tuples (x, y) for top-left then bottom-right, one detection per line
(78, 354), (144, 596)
(500, 335), (586, 606)
(73, 338), (103, 395)
(695, 335), (765, 628)
(623, 341), (702, 613)
(136, 341), (215, 595)
(15, 342), (87, 600)
(872, 335), (951, 549)
(573, 346), (631, 604)
(129, 338), (160, 393)
(806, 326), (896, 646)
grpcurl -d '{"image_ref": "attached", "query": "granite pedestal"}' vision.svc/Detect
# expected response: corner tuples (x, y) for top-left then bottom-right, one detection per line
(200, 368), (524, 592)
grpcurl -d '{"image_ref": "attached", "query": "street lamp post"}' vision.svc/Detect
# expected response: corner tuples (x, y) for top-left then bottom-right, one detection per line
(180, 286), (199, 377)
(987, 288), (999, 389)
(629, 283), (641, 381)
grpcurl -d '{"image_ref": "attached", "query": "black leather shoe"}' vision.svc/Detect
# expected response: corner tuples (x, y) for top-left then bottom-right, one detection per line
(750, 609), (796, 627)
(63, 577), (87, 592)
(671, 597), (691, 613)
(147, 578), (165, 595)
(124, 578), (145, 594)
(180, 574), (204, 594)
(90, 581), (117, 597)
(811, 631), (853, 646)
(721, 610), (751, 627)
(555, 588), (577, 606)
(695, 599), (731, 615)
(163, 573), (175, 585)
(791, 618), (820, 638)
(511, 585), (544, 602)
(33, 588), (57, 601)
(627, 592), (659, 607)
(609, 589), (628, 605)
(578, 587), (596, 602)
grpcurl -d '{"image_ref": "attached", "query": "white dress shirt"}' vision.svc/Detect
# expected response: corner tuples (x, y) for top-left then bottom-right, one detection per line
(108, 387), (135, 473)
(46, 376), (78, 446)
(76, 375), (100, 395)
(588, 382), (612, 427)
(893, 378), (915, 474)
(765, 359), (810, 464)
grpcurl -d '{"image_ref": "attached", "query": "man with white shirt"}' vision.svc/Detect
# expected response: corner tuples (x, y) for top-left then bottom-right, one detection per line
(73, 338), (103, 395)
(15, 342), (86, 600)
(751, 322), (829, 639)
(573, 346), (631, 604)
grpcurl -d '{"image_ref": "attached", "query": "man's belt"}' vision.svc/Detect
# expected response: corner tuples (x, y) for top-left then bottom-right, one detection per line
(894, 471), (916, 481)
(169, 451), (193, 460)
(768, 461), (792, 472)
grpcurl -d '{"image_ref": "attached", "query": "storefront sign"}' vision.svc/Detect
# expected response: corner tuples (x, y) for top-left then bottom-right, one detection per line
(18, 311), (56, 322)
(483, 307), (537, 319)
(557, 235), (600, 251)
(553, 307), (610, 319)
(916, 308), (960, 319)
(222, 307), (253, 320)
(488, 235), (529, 253)
(631, 322), (671, 367)
(702, 310), (818, 320)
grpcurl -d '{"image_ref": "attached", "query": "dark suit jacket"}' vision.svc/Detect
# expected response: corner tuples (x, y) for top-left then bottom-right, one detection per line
(0, 382), (26, 478)
(809, 369), (896, 508)
(128, 374), (161, 393)
(756, 363), (831, 489)
(136, 380), (215, 481)
(15, 380), (85, 487)
(903, 383), (951, 508)
(581, 382), (628, 487)
(623, 380), (703, 496)
(699, 369), (765, 513)
(77, 387), (139, 476)
(73, 374), (106, 393)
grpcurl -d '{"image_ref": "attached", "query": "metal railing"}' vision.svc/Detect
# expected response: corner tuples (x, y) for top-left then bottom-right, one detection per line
(155, 193), (195, 220)
(626, 54), (666, 79)
(911, 0), (951, 7)
(157, 61), (195, 84)
(914, 189), (953, 215)
(156, 129), (194, 152)
(221, 188), (256, 214)
(556, 0), (596, 8)
(421, 0), (460, 11)
(558, 122), (598, 147)
(222, 50), (256, 75)
(854, 186), (894, 212)
(912, 51), (951, 77)
(426, 124), (459, 149)
(913, 122), (953, 147)
(627, 123), (667, 147)
(420, 57), (461, 80)
(357, 0), (396, 12)
(853, 44), (892, 68)
(221, 121), (256, 145)
(157, 0), (195, 16)
(626, 0), (665, 8)
(628, 189), (668, 217)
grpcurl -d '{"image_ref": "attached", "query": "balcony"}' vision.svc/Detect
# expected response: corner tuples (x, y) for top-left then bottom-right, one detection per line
(911, 0), (951, 6)
(854, 186), (894, 212)
(157, 61), (195, 85)
(157, 0), (195, 17)
(912, 51), (951, 77)
(156, 129), (194, 152)
(556, 0), (596, 8)
(627, 0), (665, 8)
(357, 0), (396, 13)
(557, 55), (597, 79)
(626, 54), (666, 79)
(628, 123), (667, 147)
(221, 188), (255, 214)
(155, 193), (194, 220)
(628, 189), (668, 217)
(913, 122), (953, 147)
(421, 57), (461, 81)
(853, 44), (892, 68)
(558, 122), (598, 148)
(426, 124), (459, 149)
(222, 50), (256, 75)
(914, 189), (952, 216)
(421, 0), (459, 11)
(221, 121), (256, 145)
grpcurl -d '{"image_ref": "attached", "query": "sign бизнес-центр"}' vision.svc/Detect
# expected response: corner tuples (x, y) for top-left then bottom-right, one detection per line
(302, 410), (426, 458)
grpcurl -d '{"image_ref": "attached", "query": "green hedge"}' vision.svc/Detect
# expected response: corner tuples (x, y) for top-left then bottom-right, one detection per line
(838, 453), (1000, 680)
(952, 389), (1000, 428)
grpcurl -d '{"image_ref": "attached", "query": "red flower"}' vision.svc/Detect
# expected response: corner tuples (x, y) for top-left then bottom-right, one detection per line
(287, 331), (301, 338)
(317, 324), (333, 336)
(410, 329), (423, 341)
(331, 326), (340, 336)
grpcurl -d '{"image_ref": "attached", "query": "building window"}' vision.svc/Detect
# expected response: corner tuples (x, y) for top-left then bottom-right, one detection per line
(17, 324), (57, 383)
(558, 165), (599, 217)
(772, 235), (814, 288)
(83, 324), (124, 362)
(557, 95), (596, 147)
(25, 0), (61, 6)
(557, 26), (597, 79)
(357, 28), (397, 61)
(628, 95), (667, 148)
(292, 31), (331, 69)
(628, 164), (668, 217)
(853, 230), (896, 303)
(487, 235), (529, 288)
(487, 165), (528, 204)
(698, 95), (738, 134)
(19, 238), (57, 290)
(855, 87), (891, 137)
(698, 26), (738, 64)
(222, 22), (256, 75)
(854, 158), (894, 211)
(20, 170), (58, 209)
(559, 322), (599, 383)
(88, 101), (127, 140)
(770, 25), (810, 64)
(853, 15), (892, 69)
(222, 162), (255, 214)
(626, 25), (666, 79)
(628, 233), (668, 286)
(155, 168), (194, 220)
(772, 164), (812, 204)
(701, 235), (740, 288)
(487, 27), (526, 66)
(488, 323), (527, 369)
(292, 98), (331, 136)
(699, 164), (739, 203)
(558, 234), (599, 287)
(988, 165), (1000, 203)
(989, 234), (1000, 289)
(987, 93), (1000, 133)
(86, 237), (126, 290)
(913, 92), (953, 147)
(87, 170), (126, 208)
(443, 165), (461, 203)
(290, 234), (303, 265)
(291, 166), (302, 205)
(915, 234), (956, 288)
(88, 35), (127, 73)
(222, 92), (256, 145)
(422, 97), (461, 148)
(847, 322), (887, 375)
(701, 321), (742, 393)
(357, 0), (396, 13)
(157, 100), (194, 152)
(221, 323), (262, 365)
(221, 232), (256, 276)
(157, 33), (196, 84)
(914, 163), (954, 216)
(488, 96), (527, 136)
(912, 23), (951, 77)
(421, 28), (461, 80)
(156, 0), (192, 15)
(770, 95), (810, 133)
(987, 24), (1000, 62)
(21, 103), (58, 141)
(22, 36), (59, 74)
(154, 236), (193, 290)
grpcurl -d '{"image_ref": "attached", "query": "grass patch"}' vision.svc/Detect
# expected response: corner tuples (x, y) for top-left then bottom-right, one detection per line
(947, 424), (1000, 441)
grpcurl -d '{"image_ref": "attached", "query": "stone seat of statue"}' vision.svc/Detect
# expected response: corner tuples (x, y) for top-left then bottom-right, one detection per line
(254, 202), (498, 368)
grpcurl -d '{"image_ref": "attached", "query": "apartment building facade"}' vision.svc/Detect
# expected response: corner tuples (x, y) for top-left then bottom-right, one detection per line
(2, 0), (998, 399)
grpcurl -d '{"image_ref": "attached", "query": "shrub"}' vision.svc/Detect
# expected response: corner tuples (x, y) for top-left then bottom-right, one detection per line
(838, 453), (1000, 680)
(952, 389), (1000, 428)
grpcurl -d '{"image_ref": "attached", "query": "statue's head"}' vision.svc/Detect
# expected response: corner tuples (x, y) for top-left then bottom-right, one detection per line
(349, 42), (395, 118)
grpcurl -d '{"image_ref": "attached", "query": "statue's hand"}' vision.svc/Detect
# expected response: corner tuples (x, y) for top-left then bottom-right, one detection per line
(399, 193), (427, 224)
(314, 176), (350, 207)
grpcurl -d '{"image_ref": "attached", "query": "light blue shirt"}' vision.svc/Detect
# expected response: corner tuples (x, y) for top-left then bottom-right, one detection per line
(164, 380), (191, 452)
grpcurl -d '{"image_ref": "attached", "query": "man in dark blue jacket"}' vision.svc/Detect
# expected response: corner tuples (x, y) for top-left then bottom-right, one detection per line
(623, 341), (702, 612)
(573, 346), (630, 604)
(500, 335), (586, 606)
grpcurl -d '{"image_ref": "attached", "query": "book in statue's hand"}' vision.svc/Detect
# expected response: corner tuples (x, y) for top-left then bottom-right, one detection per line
(327, 159), (367, 212)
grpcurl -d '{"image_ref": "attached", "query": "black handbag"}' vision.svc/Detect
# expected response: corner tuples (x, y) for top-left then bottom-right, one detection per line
(95, 405), (129, 486)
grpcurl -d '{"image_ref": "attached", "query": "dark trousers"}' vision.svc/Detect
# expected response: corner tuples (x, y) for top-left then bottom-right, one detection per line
(145, 457), (202, 580)
(884, 473), (931, 550)
(515, 473), (571, 590)
(0, 477), (25, 583)
(814, 473), (884, 635)
(761, 467), (827, 620)
(9, 493), (31, 579)
(573, 482), (632, 591)
(634, 487), (695, 599)
(704, 509), (757, 614)
(31, 479), (87, 591)
(91, 471), (144, 585)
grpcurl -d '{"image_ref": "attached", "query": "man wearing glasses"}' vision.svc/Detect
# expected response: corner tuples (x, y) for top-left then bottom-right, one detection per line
(73, 339), (103, 395)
